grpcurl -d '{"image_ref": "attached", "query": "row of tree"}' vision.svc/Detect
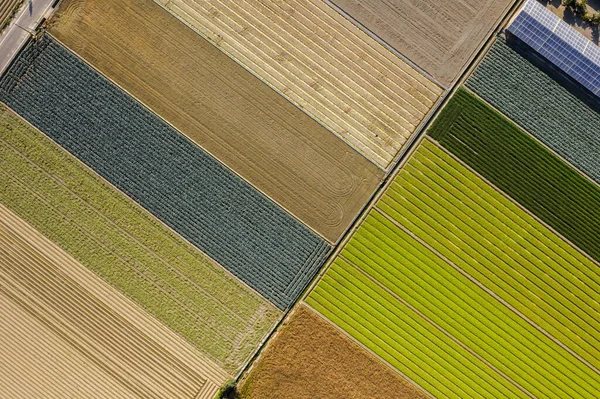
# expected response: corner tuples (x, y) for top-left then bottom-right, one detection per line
(564, 0), (600, 26)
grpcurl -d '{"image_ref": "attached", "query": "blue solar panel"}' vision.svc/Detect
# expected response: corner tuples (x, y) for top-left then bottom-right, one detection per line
(507, 0), (600, 96)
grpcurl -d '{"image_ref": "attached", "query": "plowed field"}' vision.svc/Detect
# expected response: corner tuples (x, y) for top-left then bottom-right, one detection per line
(0, 203), (226, 399)
(328, 0), (515, 86)
(155, 0), (442, 169)
(49, 0), (383, 243)
(239, 305), (427, 399)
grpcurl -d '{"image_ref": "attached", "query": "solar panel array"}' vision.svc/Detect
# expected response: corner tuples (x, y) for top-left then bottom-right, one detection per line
(507, 0), (600, 95)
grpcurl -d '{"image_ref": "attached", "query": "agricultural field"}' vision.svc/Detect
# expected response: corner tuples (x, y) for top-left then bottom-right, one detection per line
(0, 203), (227, 399)
(49, 0), (384, 243)
(0, 103), (280, 373)
(428, 88), (600, 264)
(0, 35), (330, 311)
(467, 36), (600, 185)
(156, 0), (442, 170)
(0, 0), (22, 31)
(239, 305), (427, 399)
(307, 140), (600, 398)
(327, 0), (515, 86)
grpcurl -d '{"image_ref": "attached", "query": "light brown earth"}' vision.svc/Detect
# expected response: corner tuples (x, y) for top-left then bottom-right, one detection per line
(0, 0), (21, 30)
(0, 203), (227, 399)
(239, 305), (428, 399)
(543, 0), (600, 44)
(49, 0), (384, 244)
(328, 0), (515, 86)
(155, 0), (442, 169)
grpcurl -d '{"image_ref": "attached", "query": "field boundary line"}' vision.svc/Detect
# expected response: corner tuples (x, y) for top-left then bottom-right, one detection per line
(427, 134), (600, 275)
(303, 302), (437, 399)
(465, 85), (600, 192)
(0, 102), (278, 376)
(336, 253), (537, 399)
(375, 168), (600, 378)
(46, 33), (333, 247)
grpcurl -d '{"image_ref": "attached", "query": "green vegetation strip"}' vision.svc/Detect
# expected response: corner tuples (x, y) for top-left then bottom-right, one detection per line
(309, 140), (600, 398)
(0, 104), (280, 373)
(429, 88), (600, 264)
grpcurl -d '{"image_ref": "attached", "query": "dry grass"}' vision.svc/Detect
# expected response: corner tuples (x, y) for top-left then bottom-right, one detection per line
(49, 0), (384, 243)
(156, 0), (442, 169)
(239, 305), (428, 399)
(329, 0), (515, 86)
(0, 203), (226, 399)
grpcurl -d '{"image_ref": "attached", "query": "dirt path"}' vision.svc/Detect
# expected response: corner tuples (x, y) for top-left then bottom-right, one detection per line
(0, 203), (227, 398)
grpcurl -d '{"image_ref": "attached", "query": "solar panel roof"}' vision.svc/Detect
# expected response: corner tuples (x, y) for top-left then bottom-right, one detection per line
(507, 0), (600, 95)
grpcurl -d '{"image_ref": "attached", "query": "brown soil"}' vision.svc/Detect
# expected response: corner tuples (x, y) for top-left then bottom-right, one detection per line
(156, 0), (442, 169)
(541, 0), (600, 44)
(48, 0), (384, 243)
(239, 305), (428, 399)
(0, 203), (226, 399)
(328, 0), (515, 86)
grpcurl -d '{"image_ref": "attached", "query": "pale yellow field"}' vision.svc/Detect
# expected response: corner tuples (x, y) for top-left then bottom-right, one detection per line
(0, 204), (227, 399)
(156, 0), (442, 169)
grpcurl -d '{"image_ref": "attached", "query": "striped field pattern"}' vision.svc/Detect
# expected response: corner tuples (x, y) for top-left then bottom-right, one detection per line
(308, 139), (600, 398)
(156, 0), (442, 169)
(0, 35), (330, 311)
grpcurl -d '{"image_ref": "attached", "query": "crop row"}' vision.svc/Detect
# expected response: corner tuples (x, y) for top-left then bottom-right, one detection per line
(467, 36), (600, 185)
(308, 140), (600, 398)
(428, 88), (600, 264)
(0, 103), (280, 372)
(0, 35), (330, 310)
(379, 140), (600, 370)
(307, 258), (529, 399)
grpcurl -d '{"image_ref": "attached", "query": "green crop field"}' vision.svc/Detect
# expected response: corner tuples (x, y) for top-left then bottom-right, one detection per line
(428, 88), (600, 264)
(307, 140), (600, 398)
(0, 104), (280, 373)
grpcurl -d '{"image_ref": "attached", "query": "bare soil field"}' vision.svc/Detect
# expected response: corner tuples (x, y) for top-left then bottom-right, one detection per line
(49, 0), (384, 244)
(155, 0), (442, 170)
(0, 0), (22, 31)
(328, 0), (515, 86)
(239, 305), (427, 399)
(0, 203), (227, 399)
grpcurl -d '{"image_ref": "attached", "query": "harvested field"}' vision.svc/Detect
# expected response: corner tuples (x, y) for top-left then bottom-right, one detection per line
(49, 0), (384, 243)
(327, 0), (515, 86)
(467, 36), (600, 185)
(308, 140), (600, 398)
(0, 0), (22, 31)
(0, 103), (280, 373)
(0, 203), (227, 399)
(156, 0), (442, 169)
(429, 88), (600, 265)
(0, 35), (330, 311)
(239, 305), (427, 399)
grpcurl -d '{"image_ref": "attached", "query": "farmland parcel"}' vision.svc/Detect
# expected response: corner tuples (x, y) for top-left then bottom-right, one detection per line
(327, 0), (515, 86)
(49, 0), (384, 243)
(308, 140), (600, 398)
(0, 103), (280, 374)
(429, 88), (600, 264)
(467, 36), (600, 185)
(155, 0), (442, 169)
(0, 35), (330, 311)
(239, 305), (427, 399)
(0, 203), (228, 399)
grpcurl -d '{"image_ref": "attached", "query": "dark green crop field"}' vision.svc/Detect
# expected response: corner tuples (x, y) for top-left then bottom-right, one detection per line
(0, 35), (330, 310)
(428, 88), (600, 263)
(467, 36), (600, 185)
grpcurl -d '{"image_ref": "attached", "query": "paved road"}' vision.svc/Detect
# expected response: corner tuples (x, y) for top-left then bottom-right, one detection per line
(0, 0), (57, 75)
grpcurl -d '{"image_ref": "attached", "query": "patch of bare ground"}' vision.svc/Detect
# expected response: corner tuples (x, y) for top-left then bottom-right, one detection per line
(540, 0), (600, 44)
(48, 0), (384, 243)
(328, 0), (515, 86)
(0, 203), (226, 399)
(239, 305), (428, 399)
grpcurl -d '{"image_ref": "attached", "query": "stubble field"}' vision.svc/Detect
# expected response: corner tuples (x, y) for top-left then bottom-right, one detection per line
(49, 0), (384, 243)
(0, 203), (227, 399)
(327, 0), (515, 86)
(239, 305), (427, 399)
(155, 0), (442, 169)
